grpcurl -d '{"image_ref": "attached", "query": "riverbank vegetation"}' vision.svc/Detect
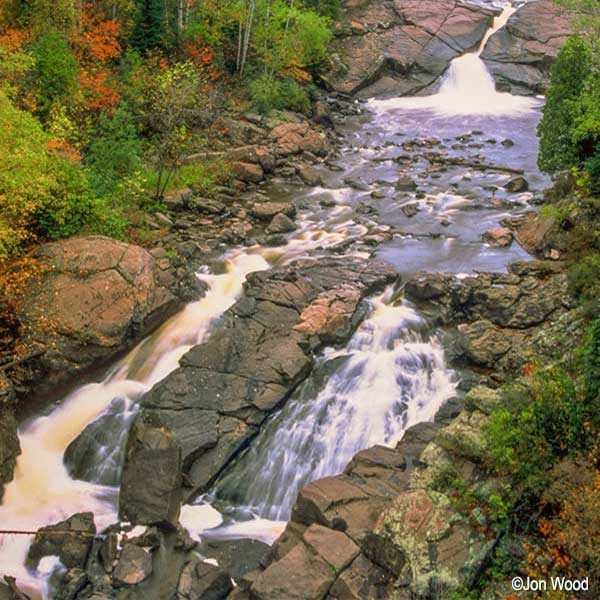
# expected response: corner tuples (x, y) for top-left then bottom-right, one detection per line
(445, 4), (600, 594)
(0, 0), (333, 260)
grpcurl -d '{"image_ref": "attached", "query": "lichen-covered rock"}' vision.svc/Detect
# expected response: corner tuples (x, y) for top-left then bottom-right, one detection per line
(372, 489), (489, 596)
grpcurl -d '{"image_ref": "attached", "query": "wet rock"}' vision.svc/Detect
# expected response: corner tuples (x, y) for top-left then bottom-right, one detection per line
(296, 163), (323, 186)
(501, 138), (515, 148)
(202, 538), (270, 582)
(395, 177), (417, 192)
(112, 543), (153, 587)
(123, 259), (396, 509)
(343, 177), (370, 192)
(57, 568), (88, 600)
(262, 234), (288, 247)
(4, 236), (178, 390)
(266, 213), (297, 234)
(250, 202), (296, 221)
(176, 559), (233, 599)
(27, 512), (96, 570)
(0, 408), (19, 500)
(401, 203), (419, 218)
(505, 212), (562, 259)
(504, 175), (529, 193)
(482, 227), (513, 248)
(481, 0), (574, 94)
(119, 420), (182, 528)
(232, 161), (264, 184)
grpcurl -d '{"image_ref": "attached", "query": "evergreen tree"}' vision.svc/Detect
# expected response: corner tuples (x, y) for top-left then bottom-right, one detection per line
(131, 0), (165, 53)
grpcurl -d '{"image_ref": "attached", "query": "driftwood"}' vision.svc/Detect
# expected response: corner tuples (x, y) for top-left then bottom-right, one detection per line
(0, 349), (45, 373)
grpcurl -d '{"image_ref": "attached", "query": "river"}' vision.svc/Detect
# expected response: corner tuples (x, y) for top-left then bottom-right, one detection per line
(0, 2), (549, 597)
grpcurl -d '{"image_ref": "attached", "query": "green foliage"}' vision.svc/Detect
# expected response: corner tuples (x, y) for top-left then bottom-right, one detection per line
(569, 252), (600, 303)
(31, 31), (79, 118)
(537, 35), (592, 174)
(0, 91), (92, 256)
(131, 0), (165, 53)
(582, 315), (600, 415)
(29, 0), (77, 36)
(249, 73), (311, 113)
(86, 103), (143, 197)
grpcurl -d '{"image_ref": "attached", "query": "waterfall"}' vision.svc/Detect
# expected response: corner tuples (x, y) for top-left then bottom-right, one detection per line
(211, 288), (457, 521)
(369, 5), (540, 117)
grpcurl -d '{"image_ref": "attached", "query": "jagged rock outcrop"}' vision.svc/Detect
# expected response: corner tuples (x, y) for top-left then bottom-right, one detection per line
(404, 260), (574, 378)
(119, 258), (397, 525)
(232, 394), (484, 600)
(324, 0), (498, 97)
(481, 0), (574, 94)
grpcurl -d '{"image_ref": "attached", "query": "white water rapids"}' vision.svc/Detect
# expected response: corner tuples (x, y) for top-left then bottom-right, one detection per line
(0, 2), (542, 597)
(211, 289), (456, 521)
(369, 5), (540, 116)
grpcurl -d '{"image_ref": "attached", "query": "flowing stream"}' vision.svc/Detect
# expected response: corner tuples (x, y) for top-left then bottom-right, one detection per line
(0, 2), (548, 597)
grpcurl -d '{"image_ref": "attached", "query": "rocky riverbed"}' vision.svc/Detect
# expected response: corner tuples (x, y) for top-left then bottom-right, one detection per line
(0, 1), (583, 599)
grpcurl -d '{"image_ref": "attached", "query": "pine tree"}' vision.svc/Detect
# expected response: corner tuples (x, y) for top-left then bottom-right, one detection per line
(130, 0), (165, 53)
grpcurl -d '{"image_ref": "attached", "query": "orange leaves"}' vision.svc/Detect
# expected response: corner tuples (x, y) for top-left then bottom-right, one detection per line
(46, 139), (82, 162)
(183, 40), (220, 82)
(71, 6), (122, 64)
(0, 27), (28, 50)
(80, 69), (120, 112)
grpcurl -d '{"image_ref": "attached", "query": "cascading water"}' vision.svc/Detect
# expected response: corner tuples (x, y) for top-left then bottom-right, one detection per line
(0, 208), (368, 597)
(211, 288), (456, 521)
(369, 5), (540, 117)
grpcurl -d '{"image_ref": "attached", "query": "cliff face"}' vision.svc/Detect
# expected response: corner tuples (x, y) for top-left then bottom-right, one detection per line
(323, 0), (498, 97)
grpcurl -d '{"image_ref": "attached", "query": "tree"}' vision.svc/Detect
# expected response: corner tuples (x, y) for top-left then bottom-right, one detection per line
(131, 0), (165, 52)
(31, 30), (79, 118)
(29, 0), (78, 37)
(537, 35), (592, 174)
(143, 61), (205, 199)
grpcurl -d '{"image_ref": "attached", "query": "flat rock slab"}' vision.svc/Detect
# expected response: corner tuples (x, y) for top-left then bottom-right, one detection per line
(120, 258), (397, 523)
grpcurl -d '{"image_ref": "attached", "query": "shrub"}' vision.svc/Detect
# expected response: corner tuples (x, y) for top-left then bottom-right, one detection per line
(249, 73), (311, 114)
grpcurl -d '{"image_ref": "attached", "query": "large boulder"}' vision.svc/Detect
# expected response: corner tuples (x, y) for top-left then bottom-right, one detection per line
(481, 0), (574, 94)
(4, 236), (178, 389)
(325, 0), (497, 97)
(119, 420), (183, 528)
(120, 259), (397, 522)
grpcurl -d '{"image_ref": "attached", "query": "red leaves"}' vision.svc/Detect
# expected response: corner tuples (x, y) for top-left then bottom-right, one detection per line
(0, 27), (28, 50)
(71, 5), (122, 64)
(80, 69), (120, 112)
